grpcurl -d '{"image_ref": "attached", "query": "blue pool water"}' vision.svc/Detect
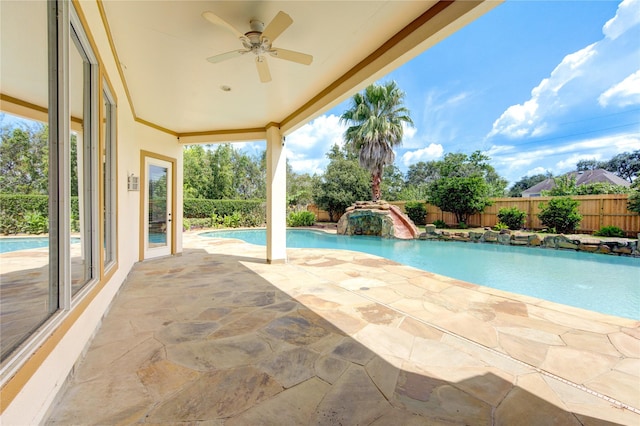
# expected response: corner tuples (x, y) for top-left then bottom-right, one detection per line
(200, 229), (640, 320)
(0, 237), (80, 254)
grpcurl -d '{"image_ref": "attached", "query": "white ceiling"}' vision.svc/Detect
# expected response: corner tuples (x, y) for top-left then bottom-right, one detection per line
(102, 1), (435, 134)
(1, 1), (500, 139)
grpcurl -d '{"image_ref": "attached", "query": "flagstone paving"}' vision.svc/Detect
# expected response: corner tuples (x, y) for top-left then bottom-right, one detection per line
(46, 231), (640, 424)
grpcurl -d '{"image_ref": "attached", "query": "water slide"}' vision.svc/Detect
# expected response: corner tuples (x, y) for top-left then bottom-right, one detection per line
(388, 205), (420, 239)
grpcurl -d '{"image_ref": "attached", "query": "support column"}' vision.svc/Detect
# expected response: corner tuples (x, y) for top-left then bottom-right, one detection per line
(265, 124), (287, 263)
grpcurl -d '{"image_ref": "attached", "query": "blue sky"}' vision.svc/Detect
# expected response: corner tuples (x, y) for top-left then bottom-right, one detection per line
(280, 0), (640, 185)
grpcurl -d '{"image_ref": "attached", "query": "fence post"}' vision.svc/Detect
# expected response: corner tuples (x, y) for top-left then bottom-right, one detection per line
(599, 196), (604, 229)
(527, 198), (533, 229)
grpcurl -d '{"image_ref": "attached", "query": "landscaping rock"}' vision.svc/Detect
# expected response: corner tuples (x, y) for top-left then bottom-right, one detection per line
(528, 235), (543, 246)
(497, 233), (511, 245)
(469, 232), (483, 242)
(412, 229), (637, 258)
(483, 231), (498, 243)
(511, 235), (529, 246)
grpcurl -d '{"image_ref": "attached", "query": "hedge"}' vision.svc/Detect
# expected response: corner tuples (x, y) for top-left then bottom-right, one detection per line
(0, 194), (79, 234)
(1, 195), (262, 220)
(183, 198), (265, 219)
(1, 195), (266, 234)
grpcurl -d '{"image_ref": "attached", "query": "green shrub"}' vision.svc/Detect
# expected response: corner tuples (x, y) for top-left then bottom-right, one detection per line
(628, 190), (640, 214)
(493, 222), (509, 231)
(183, 198), (266, 228)
(0, 212), (22, 235)
(404, 201), (427, 225)
(432, 219), (446, 228)
(538, 197), (582, 234)
(457, 222), (468, 229)
(24, 211), (48, 234)
(497, 207), (526, 230)
(222, 212), (242, 228)
(287, 211), (316, 227)
(594, 225), (625, 238)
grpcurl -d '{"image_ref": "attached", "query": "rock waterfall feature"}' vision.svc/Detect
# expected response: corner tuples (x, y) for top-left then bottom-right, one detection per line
(337, 201), (419, 239)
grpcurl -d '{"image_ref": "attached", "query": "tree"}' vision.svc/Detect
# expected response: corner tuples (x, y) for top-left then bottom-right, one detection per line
(406, 161), (440, 187)
(232, 149), (264, 199)
(0, 123), (49, 194)
(628, 189), (640, 215)
(340, 81), (413, 201)
(544, 175), (577, 196)
(542, 174), (629, 196)
(538, 197), (582, 233)
(425, 151), (503, 224)
(431, 151), (507, 197)
(468, 151), (507, 197)
(208, 144), (235, 199)
(404, 161), (439, 200)
(287, 161), (316, 207)
(508, 173), (550, 197)
(575, 182), (629, 195)
(604, 150), (640, 183)
(380, 164), (405, 201)
(429, 176), (491, 224)
(576, 159), (605, 171)
(183, 145), (212, 198)
(313, 145), (370, 221)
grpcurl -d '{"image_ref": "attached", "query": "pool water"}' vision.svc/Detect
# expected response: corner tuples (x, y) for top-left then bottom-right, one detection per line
(200, 229), (640, 320)
(0, 237), (80, 254)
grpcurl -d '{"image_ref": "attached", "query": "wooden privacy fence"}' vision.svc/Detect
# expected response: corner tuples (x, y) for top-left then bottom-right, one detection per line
(308, 194), (639, 236)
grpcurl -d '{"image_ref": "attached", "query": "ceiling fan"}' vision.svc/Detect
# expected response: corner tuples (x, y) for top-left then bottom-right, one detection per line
(202, 10), (313, 83)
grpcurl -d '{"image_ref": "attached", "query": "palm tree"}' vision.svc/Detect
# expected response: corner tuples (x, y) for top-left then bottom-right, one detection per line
(340, 81), (413, 201)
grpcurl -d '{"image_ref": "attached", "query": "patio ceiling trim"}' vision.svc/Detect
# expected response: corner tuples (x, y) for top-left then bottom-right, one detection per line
(177, 127), (267, 144)
(1, 94), (85, 130)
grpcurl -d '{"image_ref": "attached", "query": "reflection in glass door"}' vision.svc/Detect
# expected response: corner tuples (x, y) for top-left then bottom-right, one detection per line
(144, 158), (172, 259)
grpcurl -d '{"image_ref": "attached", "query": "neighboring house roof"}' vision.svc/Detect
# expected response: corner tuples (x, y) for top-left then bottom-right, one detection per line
(522, 169), (631, 197)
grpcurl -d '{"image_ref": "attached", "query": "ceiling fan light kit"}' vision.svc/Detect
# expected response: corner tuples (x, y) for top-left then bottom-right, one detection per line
(203, 10), (313, 83)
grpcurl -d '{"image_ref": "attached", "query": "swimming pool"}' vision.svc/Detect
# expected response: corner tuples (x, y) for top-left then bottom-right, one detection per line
(200, 229), (640, 320)
(0, 237), (80, 254)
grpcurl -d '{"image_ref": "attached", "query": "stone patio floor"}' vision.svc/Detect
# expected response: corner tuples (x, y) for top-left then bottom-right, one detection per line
(46, 231), (640, 424)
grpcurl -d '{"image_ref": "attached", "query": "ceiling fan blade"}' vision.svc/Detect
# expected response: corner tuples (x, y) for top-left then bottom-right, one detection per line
(256, 57), (272, 83)
(202, 11), (246, 40)
(261, 11), (292, 43)
(207, 50), (246, 64)
(270, 48), (313, 65)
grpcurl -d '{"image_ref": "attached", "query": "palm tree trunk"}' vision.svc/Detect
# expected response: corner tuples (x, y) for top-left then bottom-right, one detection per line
(372, 172), (381, 201)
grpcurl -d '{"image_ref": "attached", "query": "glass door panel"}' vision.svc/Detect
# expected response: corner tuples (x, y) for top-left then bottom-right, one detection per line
(144, 158), (172, 258)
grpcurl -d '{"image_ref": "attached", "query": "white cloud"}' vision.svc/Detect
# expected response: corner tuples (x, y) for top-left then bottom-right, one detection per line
(283, 114), (347, 174)
(402, 122), (417, 142)
(555, 153), (604, 171)
(491, 132), (640, 182)
(488, 43), (598, 139)
(488, 0), (640, 141)
(603, 0), (640, 40)
(598, 69), (640, 107)
(405, 89), (473, 149)
(525, 167), (551, 177)
(286, 157), (325, 175)
(286, 114), (346, 151)
(401, 143), (444, 166)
